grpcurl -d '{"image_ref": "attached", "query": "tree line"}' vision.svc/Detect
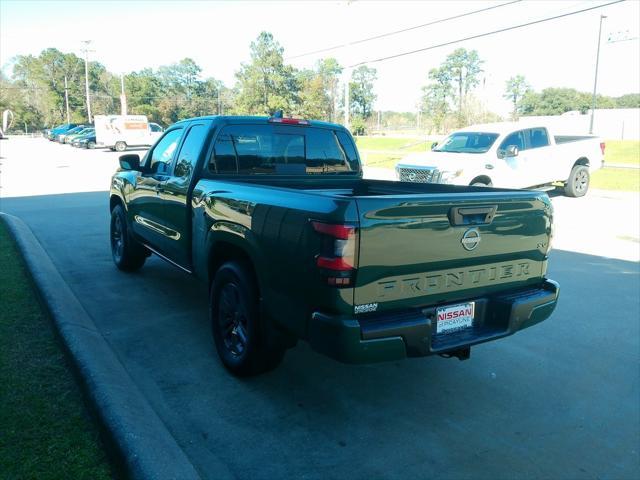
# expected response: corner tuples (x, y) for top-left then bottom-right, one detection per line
(0, 32), (377, 133)
(1, 32), (637, 134)
(420, 47), (639, 133)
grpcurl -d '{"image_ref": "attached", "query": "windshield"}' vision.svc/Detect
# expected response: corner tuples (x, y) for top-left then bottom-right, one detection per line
(434, 132), (499, 154)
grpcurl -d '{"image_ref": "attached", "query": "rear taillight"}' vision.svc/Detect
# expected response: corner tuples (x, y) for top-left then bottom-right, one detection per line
(312, 221), (358, 287)
(600, 142), (606, 156)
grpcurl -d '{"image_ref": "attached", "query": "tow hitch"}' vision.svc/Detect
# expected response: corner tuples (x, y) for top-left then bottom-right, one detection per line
(439, 347), (471, 361)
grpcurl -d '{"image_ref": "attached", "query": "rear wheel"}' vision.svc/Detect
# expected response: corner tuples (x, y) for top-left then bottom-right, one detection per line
(115, 141), (127, 152)
(110, 204), (147, 271)
(210, 261), (285, 376)
(564, 165), (590, 197)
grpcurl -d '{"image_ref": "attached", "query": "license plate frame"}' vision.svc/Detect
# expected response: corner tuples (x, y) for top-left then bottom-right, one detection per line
(435, 302), (475, 335)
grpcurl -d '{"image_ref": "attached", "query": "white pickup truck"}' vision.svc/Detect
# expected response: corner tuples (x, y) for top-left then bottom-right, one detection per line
(396, 122), (605, 197)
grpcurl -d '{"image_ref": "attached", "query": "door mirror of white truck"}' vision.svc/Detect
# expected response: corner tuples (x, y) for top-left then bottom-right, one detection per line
(506, 145), (519, 157)
(119, 153), (141, 171)
(430, 142), (438, 151)
(498, 145), (519, 159)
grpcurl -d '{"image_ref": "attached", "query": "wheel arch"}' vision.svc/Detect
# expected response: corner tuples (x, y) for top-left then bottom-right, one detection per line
(469, 175), (493, 186)
(207, 239), (261, 297)
(110, 193), (125, 212)
(573, 157), (590, 168)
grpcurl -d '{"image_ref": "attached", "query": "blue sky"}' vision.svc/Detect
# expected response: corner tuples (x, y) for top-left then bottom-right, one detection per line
(2, 0), (639, 114)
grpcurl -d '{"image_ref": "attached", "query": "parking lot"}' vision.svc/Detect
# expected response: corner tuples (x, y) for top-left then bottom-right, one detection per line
(1, 137), (639, 479)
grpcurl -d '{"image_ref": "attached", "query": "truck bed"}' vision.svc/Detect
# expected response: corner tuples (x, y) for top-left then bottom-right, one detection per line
(213, 176), (522, 196)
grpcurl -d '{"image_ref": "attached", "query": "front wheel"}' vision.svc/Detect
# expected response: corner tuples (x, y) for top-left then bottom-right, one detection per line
(564, 165), (590, 197)
(115, 141), (127, 152)
(110, 204), (147, 271)
(210, 261), (285, 376)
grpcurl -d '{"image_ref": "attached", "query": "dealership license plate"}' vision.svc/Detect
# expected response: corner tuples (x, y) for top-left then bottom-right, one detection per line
(436, 302), (475, 334)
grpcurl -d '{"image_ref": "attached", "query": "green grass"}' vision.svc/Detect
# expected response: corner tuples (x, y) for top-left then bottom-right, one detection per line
(591, 167), (640, 192)
(604, 140), (640, 166)
(0, 221), (113, 479)
(360, 152), (404, 169)
(354, 136), (433, 153)
(354, 136), (436, 168)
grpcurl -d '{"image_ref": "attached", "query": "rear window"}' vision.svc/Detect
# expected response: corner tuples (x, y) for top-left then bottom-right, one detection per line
(210, 124), (359, 175)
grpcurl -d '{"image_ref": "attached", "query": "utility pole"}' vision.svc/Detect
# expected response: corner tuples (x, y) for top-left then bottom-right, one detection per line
(64, 75), (71, 124)
(589, 15), (607, 134)
(120, 74), (128, 115)
(81, 40), (94, 123)
(344, 68), (350, 131)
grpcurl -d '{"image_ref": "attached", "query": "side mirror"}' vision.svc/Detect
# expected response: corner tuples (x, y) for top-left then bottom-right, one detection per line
(119, 153), (141, 171)
(430, 142), (438, 151)
(174, 159), (192, 178)
(505, 145), (519, 157)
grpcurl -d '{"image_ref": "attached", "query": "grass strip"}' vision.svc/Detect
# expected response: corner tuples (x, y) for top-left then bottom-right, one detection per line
(0, 220), (113, 480)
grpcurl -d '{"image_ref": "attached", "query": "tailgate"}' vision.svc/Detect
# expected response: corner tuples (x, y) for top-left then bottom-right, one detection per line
(353, 191), (552, 312)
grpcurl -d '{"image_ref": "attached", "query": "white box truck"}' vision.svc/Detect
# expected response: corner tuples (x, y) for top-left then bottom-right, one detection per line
(95, 115), (163, 152)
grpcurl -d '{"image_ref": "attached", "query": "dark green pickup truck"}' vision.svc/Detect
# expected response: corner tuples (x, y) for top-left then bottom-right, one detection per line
(110, 115), (559, 376)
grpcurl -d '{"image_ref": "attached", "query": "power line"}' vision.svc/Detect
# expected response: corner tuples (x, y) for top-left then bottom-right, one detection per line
(286, 0), (523, 60)
(349, 0), (626, 67)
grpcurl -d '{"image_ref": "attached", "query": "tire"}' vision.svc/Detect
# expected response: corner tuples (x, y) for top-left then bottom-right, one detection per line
(564, 165), (590, 197)
(110, 204), (147, 271)
(115, 141), (127, 152)
(210, 261), (285, 376)
(87, 141), (96, 149)
(471, 181), (492, 187)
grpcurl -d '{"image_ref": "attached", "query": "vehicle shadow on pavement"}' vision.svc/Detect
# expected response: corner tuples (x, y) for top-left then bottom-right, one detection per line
(2, 191), (638, 480)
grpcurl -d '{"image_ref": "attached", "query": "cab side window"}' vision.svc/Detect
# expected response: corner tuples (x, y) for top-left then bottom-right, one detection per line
(172, 124), (208, 179)
(499, 130), (526, 152)
(527, 128), (550, 149)
(149, 128), (183, 174)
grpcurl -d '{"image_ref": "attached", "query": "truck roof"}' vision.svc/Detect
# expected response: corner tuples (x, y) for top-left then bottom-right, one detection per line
(455, 121), (550, 135)
(173, 115), (348, 130)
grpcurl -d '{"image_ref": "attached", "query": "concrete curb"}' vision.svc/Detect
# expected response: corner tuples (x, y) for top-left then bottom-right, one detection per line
(1, 213), (200, 480)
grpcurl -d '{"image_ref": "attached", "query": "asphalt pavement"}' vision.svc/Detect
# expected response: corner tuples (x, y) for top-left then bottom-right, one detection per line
(1, 138), (639, 479)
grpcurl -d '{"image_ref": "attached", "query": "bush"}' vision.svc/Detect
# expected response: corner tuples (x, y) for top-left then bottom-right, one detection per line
(350, 116), (366, 136)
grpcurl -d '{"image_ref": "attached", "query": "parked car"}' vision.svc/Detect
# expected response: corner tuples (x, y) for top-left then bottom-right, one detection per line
(47, 123), (77, 141)
(57, 125), (88, 143)
(65, 127), (94, 144)
(395, 123), (605, 197)
(110, 115), (559, 376)
(74, 134), (97, 149)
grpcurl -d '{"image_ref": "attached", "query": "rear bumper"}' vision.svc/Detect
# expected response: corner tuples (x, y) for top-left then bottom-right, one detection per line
(308, 279), (560, 364)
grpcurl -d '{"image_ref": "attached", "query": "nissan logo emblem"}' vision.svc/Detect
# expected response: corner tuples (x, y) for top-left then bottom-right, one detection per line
(461, 228), (481, 251)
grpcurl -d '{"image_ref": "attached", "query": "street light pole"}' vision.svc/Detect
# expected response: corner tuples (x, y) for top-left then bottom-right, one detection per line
(589, 15), (607, 135)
